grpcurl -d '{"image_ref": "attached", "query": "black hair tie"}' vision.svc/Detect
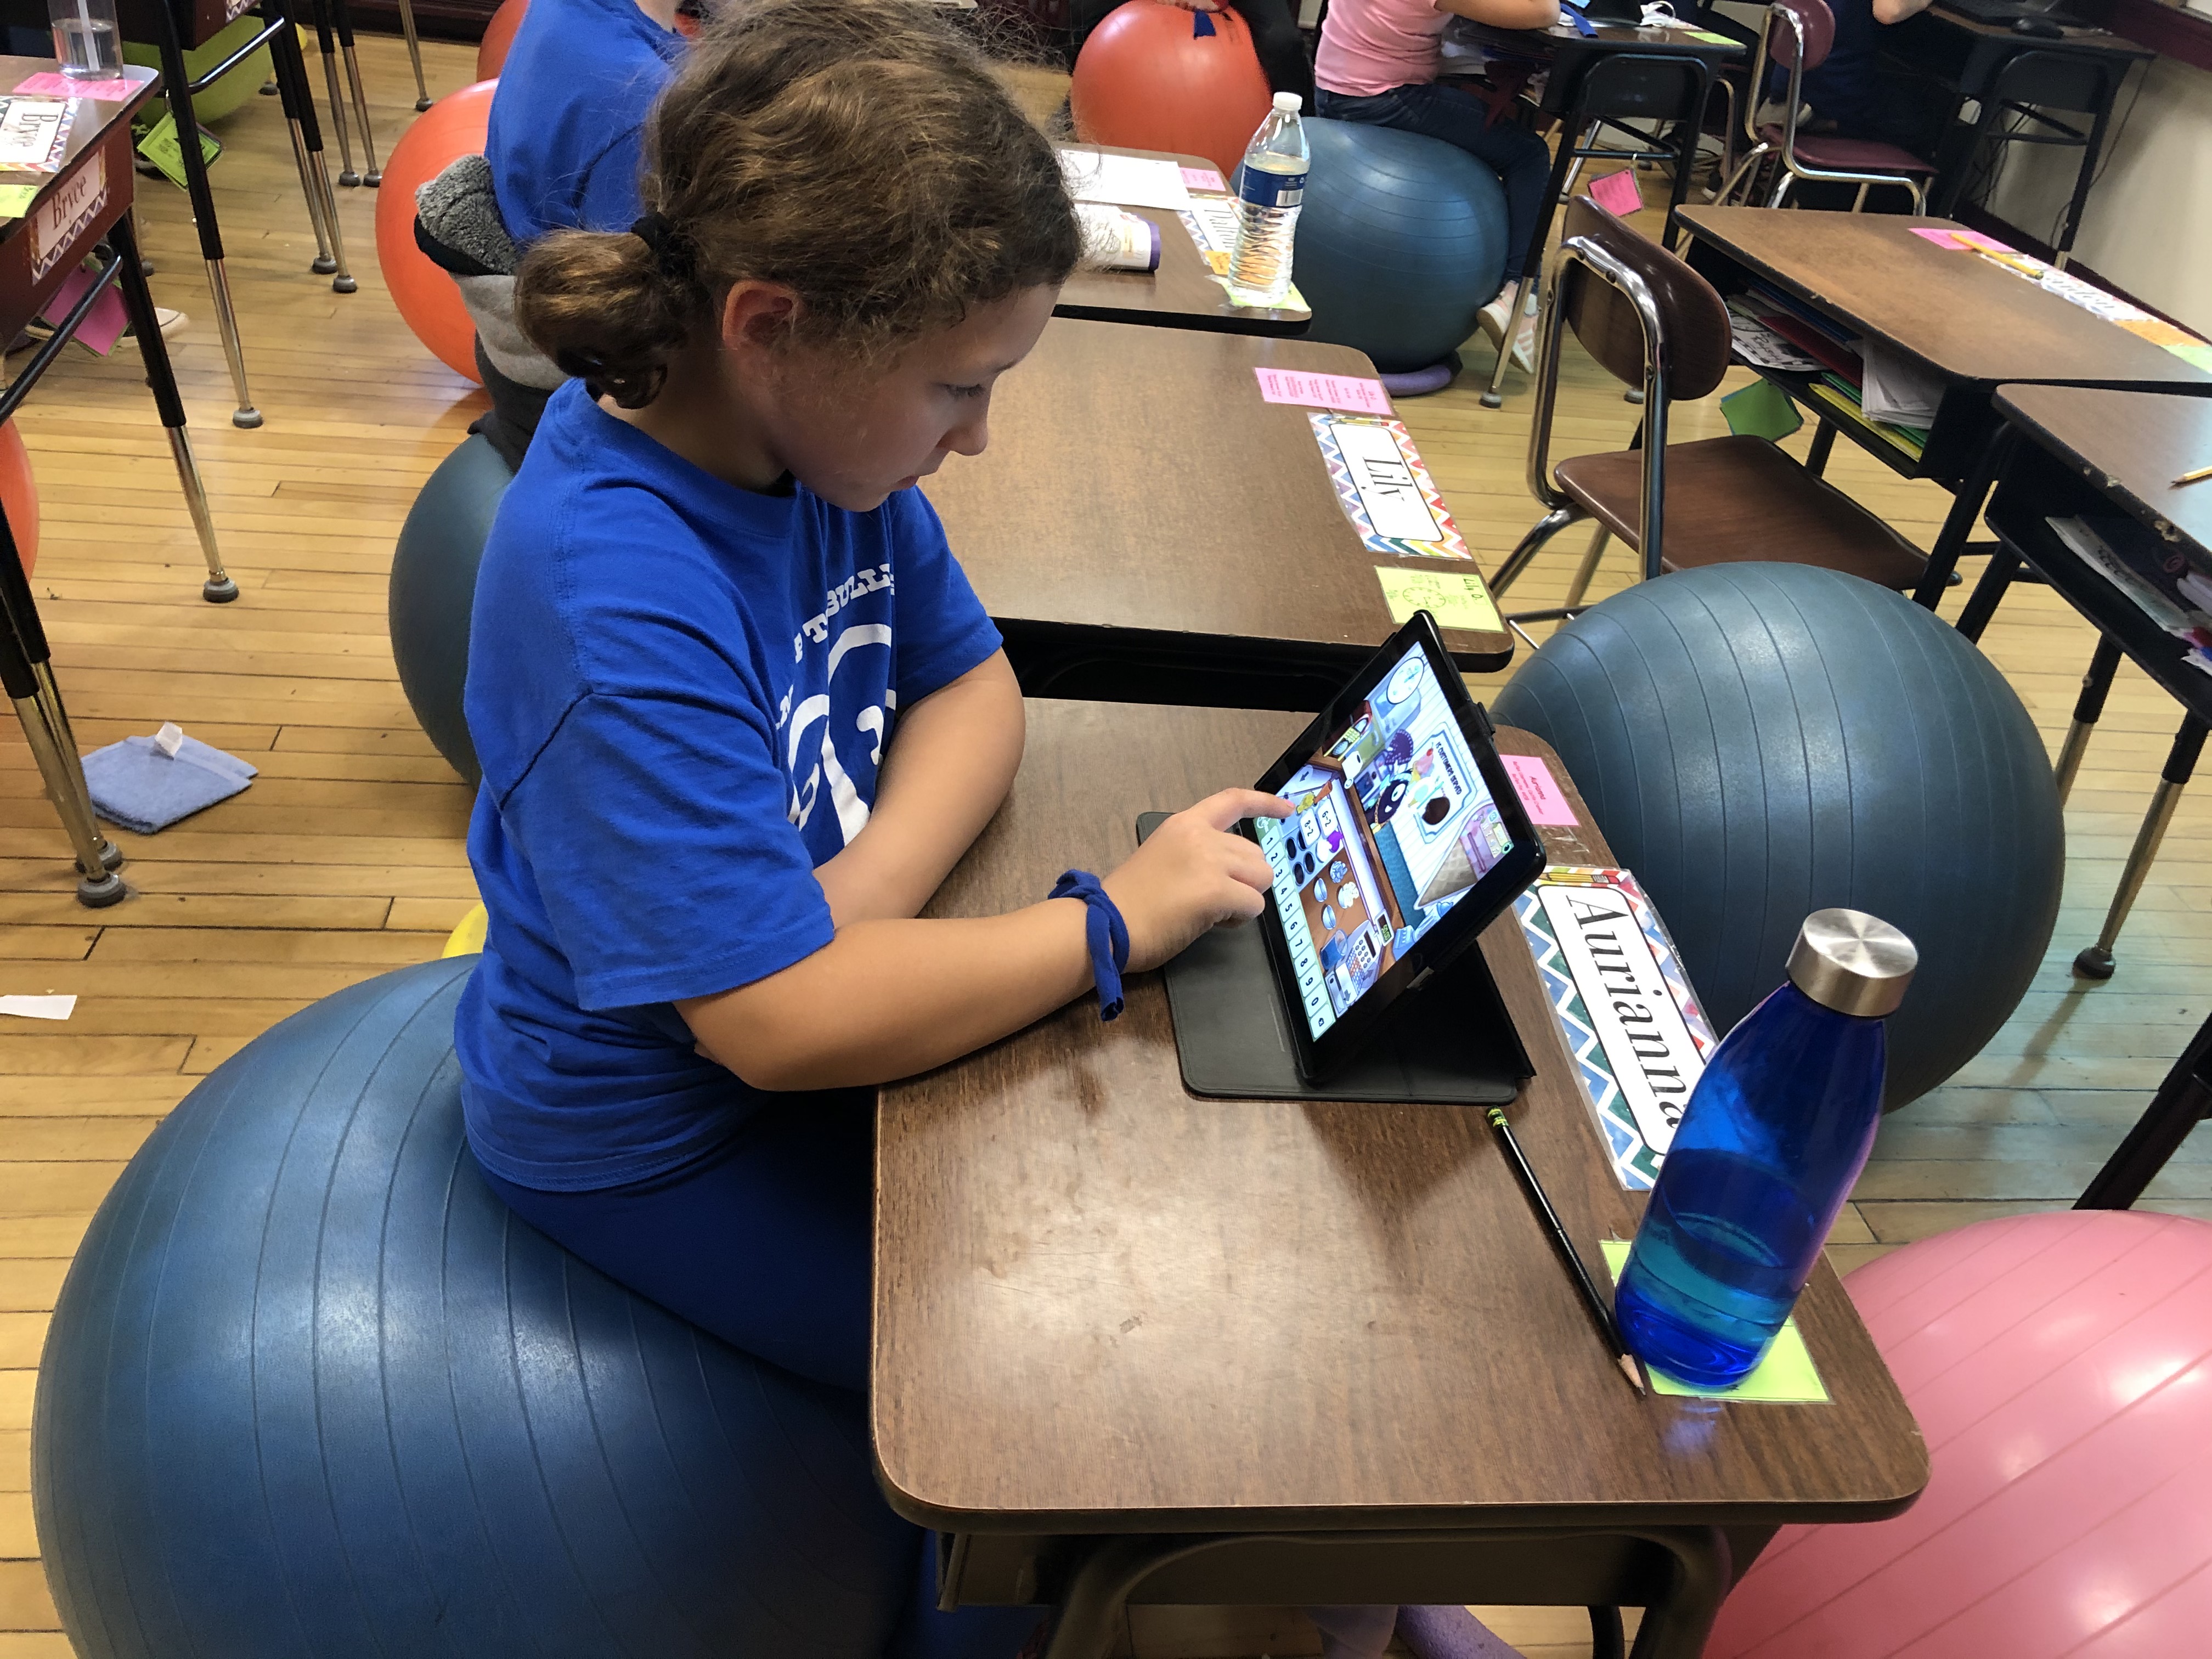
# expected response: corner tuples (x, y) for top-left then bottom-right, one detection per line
(629, 212), (693, 283)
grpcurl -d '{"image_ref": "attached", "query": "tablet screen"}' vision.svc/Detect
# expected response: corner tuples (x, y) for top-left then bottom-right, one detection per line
(1252, 639), (1519, 1041)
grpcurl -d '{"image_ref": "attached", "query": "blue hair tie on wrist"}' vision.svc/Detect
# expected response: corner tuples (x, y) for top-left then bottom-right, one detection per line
(1050, 870), (1130, 1022)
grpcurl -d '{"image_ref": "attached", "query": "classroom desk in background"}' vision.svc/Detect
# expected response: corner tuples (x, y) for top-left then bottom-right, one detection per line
(922, 317), (1513, 708)
(1672, 205), (2212, 606)
(1959, 385), (2212, 980)
(1055, 145), (1310, 338)
(875, 699), (1928, 1659)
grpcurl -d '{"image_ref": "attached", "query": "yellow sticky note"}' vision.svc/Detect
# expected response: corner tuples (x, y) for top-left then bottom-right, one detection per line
(1600, 1239), (1830, 1403)
(1374, 565), (1503, 635)
(0, 183), (37, 218)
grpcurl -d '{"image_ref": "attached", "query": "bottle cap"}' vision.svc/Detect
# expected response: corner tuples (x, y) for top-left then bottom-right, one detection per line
(1272, 92), (1302, 111)
(1786, 909), (1917, 1018)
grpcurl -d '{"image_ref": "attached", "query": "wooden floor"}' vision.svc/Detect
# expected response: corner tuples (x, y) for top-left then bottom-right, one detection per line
(0, 35), (2204, 1659)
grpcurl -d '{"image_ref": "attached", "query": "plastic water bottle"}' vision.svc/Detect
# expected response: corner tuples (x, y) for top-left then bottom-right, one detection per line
(1227, 92), (1307, 308)
(1615, 910), (1916, 1389)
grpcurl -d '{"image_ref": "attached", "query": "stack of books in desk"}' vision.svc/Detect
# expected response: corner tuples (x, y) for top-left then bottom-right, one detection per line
(1727, 284), (1932, 460)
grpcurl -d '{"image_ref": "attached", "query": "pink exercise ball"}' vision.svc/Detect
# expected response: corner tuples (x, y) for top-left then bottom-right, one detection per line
(1707, 1209), (2212, 1657)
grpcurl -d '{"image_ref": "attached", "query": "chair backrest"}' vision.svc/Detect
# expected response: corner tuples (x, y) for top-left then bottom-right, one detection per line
(1768, 0), (1835, 73)
(1555, 197), (1733, 402)
(1523, 200), (1737, 569)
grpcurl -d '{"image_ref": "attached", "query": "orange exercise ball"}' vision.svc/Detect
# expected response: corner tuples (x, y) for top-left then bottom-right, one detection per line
(375, 80), (498, 384)
(0, 417), (37, 575)
(1070, 0), (1273, 180)
(476, 0), (526, 81)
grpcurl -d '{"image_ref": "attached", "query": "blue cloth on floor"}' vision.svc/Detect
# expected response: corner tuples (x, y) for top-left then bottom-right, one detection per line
(82, 733), (256, 834)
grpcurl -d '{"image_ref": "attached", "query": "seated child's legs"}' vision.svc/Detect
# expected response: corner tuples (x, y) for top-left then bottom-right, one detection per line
(475, 1087), (876, 1393)
(1315, 82), (1553, 283)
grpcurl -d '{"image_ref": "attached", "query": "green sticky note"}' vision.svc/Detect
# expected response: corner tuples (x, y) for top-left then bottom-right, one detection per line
(1601, 1240), (1830, 1403)
(1375, 565), (1503, 634)
(1685, 27), (1739, 42)
(0, 183), (37, 219)
(1720, 376), (1803, 441)
(135, 111), (221, 193)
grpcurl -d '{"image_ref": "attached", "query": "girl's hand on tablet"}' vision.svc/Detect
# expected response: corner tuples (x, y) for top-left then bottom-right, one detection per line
(1104, 789), (1291, 973)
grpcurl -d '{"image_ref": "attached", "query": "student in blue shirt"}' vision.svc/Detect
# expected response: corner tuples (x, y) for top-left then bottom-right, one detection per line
(461, 2), (1286, 1650)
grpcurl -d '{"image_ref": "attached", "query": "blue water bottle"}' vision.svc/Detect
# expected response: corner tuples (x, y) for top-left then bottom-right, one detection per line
(1616, 909), (1917, 1389)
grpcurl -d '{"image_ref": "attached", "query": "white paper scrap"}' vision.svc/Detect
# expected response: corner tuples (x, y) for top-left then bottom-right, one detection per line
(0, 995), (76, 1019)
(155, 720), (185, 757)
(1057, 148), (1193, 212)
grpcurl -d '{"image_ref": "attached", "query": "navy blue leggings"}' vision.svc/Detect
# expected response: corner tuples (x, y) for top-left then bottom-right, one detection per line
(475, 1092), (1041, 1659)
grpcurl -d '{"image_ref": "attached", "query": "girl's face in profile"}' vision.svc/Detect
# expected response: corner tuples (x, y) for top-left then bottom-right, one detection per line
(754, 284), (1060, 512)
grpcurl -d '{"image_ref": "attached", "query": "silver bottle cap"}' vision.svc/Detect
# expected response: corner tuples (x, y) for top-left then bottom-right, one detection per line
(1786, 909), (1917, 1018)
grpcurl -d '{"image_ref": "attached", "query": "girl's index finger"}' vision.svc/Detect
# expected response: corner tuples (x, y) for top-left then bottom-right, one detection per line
(1190, 788), (1293, 829)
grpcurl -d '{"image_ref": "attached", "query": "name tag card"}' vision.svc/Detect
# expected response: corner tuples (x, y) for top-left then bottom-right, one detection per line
(29, 148), (104, 282)
(1309, 413), (1471, 561)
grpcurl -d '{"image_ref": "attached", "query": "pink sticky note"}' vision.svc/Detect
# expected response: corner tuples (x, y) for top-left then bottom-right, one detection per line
(1253, 366), (1392, 414)
(1181, 166), (1224, 192)
(1956, 229), (2015, 254)
(13, 71), (134, 100)
(1910, 227), (1969, 249)
(1504, 754), (1577, 827)
(1587, 168), (1642, 218)
(38, 266), (129, 355)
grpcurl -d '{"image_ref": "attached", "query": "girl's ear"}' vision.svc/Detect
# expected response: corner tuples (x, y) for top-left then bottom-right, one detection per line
(720, 281), (803, 355)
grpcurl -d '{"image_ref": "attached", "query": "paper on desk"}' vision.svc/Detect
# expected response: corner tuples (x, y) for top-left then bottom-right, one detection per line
(1180, 165), (1224, 191)
(0, 995), (75, 1020)
(1374, 565), (1500, 633)
(0, 97), (70, 174)
(1600, 1242), (1830, 1402)
(1255, 366), (1391, 414)
(0, 183), (37, 218)
(1858, 339), (1943, 427)
(1724, 303), (1820, 373)
(1058, 148), (1192, 212)
(1504, 755), (1577, 826)
(1312, 414), (1471, 559)
(13, 71), (134, 100)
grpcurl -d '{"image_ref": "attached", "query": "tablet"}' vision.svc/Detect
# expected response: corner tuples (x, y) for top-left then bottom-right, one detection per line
(1245, 612), (1543, 1082)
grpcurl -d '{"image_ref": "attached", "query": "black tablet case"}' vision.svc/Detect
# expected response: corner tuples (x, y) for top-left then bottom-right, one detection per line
(1136, 813), (1532, 1105)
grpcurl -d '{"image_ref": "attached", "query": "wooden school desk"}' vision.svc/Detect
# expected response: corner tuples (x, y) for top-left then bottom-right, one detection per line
(1056, 145), (1310, 338)
(921, 317), (1513, 708)
(1672, 205), (2212, 607)
(0, 59), (235, 904)
(876, 700), (1928, 1659)
(1956, 385), (2212, 981)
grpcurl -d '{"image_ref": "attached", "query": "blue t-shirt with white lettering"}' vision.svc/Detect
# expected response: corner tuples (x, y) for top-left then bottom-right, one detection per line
(485, 0), (684, 245)
(455, 379), (1002, 1192)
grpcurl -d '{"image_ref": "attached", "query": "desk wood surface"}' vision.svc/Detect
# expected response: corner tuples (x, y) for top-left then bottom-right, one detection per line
(1995, 383), (2212, 561)
(1056, 145), (1309, 336)
(1921, 2), (2151, 58)
(1674, 206), (2212, 391)
(0, 58), (157, 343)
(923, 318), (1513, 672)
(874, 700), (1926, 1533)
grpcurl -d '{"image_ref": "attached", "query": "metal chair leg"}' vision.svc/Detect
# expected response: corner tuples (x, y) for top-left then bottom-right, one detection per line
(2076, 1008), (2212, 1210)
(2053, 636), (2122, 806)
(332, 0), (381, 186)
(308, 0), (358, 188)
(394, 0), (432, 110)
(1561, 526), (1612, 610)
(2074, 715), (2207, 981)
(270, 4), (356, 290)
(1491, 506), (1582, 597)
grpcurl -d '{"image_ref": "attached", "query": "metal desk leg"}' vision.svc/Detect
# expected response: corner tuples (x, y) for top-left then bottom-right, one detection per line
(1911, 427), (2011, 610)
(306, 0), (358, 189)
(1805, 418), (1835, 477)
(150, 2), (259, 428)
(2076, 1009), (2212, 1210)
(1624, 1527), (1731, 1659)
(1590, 1606), (1627, 1659)
(104, 216), (236, 605)
(2075, 715), (2208, 981)
(1040, 1537), (1189, 1659)
(0, 520), (125, 905)
(1955, 543), (2019, 641)
(2053, 636), (2121, 805)
(1483, 119), (1584, 411)
(331, 0), (382, 187)
(269, 1), (356, 292)
(394, 0), (432, 110)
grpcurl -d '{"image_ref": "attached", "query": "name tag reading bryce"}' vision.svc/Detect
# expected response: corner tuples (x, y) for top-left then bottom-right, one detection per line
(31, 151), (105, 284)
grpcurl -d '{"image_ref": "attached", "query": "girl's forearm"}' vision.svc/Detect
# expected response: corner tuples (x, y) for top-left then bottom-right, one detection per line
(679, 900), (1093, 1090)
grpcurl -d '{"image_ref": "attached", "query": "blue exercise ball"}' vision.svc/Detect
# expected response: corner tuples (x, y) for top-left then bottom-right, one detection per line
(1491, 565), (2063, 1109)
(390, 433), (513, 786)
(32, 959), (918, 1658)
(1294, 119), (1509, 375)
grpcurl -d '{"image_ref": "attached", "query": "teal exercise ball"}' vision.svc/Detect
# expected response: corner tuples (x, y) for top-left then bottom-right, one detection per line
(1294, 119), (1509, 375)
(388, 433), (514, 786)
(1491, 564), (2063, 1110)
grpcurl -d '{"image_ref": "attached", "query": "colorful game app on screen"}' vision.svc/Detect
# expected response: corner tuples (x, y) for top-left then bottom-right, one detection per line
(1251, 642), (1515, 1039)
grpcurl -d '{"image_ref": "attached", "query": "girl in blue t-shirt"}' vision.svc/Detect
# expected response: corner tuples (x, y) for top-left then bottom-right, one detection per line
(460, 2), (1288, 1651)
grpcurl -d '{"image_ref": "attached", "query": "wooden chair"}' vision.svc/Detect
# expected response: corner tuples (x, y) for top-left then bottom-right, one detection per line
(1713, 0), (1937, 211)
(1486, 198), (1926, 625)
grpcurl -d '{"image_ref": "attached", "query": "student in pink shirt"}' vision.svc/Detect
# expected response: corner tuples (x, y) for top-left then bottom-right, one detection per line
(1316, 0), (1558, 367)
